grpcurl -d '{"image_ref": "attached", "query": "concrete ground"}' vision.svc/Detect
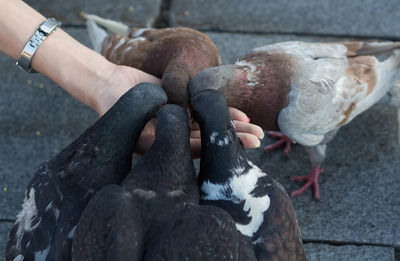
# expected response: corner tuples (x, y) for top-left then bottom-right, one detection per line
(1, 0), (399, 260)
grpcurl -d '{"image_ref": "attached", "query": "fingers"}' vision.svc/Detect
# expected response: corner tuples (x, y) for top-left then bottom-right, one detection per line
(134, 119), (157, 155)
(135, 133), (155, 155)
(233, 120), (264, 139)
(229, 107), (248, 122)
(190, 116), (264, 153)
(237, 133), (261, 148)
(189, 120), (200, 131)
(139, 130), (264, 158)
(191, 121), (264, 139)
(190, 130), (201, 139)
(137, 107), (265, 157)
(190, 138), (202, 159)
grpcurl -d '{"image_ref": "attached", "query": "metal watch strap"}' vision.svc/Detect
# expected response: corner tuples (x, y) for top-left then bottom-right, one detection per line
(16, 18), (61, 73)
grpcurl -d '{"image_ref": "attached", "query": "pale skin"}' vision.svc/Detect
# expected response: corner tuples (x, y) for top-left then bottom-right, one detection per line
(0, 0), (264, 157)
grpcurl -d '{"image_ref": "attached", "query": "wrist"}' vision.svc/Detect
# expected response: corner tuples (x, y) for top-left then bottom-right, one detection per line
(92, 65), (140, 116)
(91, 63), (121, 115)
(93, 65), (163, 116)
(31, 28), (117, 113)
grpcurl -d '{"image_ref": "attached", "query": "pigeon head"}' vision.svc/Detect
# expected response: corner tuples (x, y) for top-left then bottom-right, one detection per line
(190, 89), (233, 136)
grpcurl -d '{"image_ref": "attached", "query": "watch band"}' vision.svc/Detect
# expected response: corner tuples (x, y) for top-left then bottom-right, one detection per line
(16, 18), (62, 73)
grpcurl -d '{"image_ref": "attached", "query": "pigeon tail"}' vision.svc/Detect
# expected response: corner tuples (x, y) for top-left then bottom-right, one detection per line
(353, 50), (400, 119)
(392, 78), (400, 143)
(85, 19), (108, 53)
(353, 41), (400, 56)
(380, 76), (400, 107)
(81, 12), (130, 37)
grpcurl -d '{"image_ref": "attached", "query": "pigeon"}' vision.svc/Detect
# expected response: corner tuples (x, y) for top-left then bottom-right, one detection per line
(72, 104), (246, 261)
(6, 83), (167, 261)
(82, 12), (221, 107)
(189, 41), (400, 199)
(189, 88), (306, 261)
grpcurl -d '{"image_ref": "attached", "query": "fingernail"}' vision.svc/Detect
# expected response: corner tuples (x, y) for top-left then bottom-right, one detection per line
(247, 117), (251, 123)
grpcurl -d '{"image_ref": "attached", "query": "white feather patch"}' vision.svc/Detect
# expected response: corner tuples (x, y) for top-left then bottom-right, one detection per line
(67, 225), (77, 239)
(127, 37), (146, 44)
(235, 60), (259, 84)
(209, 131), (230, 147)
(34, 245), (50, 261)
(112, 37), (126, 51)
(167, 190), (185, 197)
(86, 19), (108, 53)
(13, 255), (24, 261)
(252, 236), (264, 245)
(14, 188), (39, 248)
(132, 188), (157, 200)
(132, 28), (150, 38)
(201, 161), (271, 237)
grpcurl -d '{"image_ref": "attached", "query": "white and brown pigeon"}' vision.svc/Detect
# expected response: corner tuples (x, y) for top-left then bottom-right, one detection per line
(81, 12), (221, 107)
(189, 41), (400, 199)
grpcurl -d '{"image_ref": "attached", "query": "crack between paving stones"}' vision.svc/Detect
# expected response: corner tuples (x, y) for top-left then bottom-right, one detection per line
(59, 0), (171, 29)
(395, 248), (400, 261)
(152, 0), (172, 28)
(0, 218), (14, 223)
(304, 239), (398, 249)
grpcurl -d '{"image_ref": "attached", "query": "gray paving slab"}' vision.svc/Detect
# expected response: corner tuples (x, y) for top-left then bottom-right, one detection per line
(25, 0), (161, 27)
(304, 243), (395, 261)
(247, 104), (400, 246)
(171, 0), (400, 39)
(0, 28), (98, 220)
(0, 222), (13, 261)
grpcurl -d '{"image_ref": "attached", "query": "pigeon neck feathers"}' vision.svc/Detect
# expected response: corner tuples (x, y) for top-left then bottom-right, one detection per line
(189, 52), (293, 131)
(191, 89), (250, 184)
(122, 104), (198, 200)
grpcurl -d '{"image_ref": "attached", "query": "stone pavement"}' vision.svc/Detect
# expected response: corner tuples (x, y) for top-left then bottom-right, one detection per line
(1, 0), (399, 260)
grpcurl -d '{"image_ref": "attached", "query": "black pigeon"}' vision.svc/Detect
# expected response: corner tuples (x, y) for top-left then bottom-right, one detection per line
(72, 104), (245, 261)
(6, 83), (167, 261)
(189, 88), (306, 261)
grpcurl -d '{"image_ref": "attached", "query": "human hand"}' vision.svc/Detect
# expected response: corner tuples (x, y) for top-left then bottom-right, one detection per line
(94, 65), (162, 115)
(95, 65), (264, 157)
(134, 108), (264, 158)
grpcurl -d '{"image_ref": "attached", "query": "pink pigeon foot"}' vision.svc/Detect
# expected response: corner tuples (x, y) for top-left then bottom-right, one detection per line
(290, 167), (324, 199)
(263, 131), (292, 156)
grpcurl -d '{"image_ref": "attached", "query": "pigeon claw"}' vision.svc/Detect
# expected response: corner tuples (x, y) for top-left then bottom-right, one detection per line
(263, 131), (292, 157)
(290, 167), (324, 200)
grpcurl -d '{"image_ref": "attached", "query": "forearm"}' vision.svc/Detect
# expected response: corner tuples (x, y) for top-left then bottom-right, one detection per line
(0, 0), (115, 111)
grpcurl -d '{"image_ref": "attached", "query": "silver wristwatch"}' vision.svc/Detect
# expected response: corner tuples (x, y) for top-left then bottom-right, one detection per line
(16, 18), (61, 73)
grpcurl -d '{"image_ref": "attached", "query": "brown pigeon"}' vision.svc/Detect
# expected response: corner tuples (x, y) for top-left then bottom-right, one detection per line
(189, 41), (400, 199)
(82, 12), (221, 107)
